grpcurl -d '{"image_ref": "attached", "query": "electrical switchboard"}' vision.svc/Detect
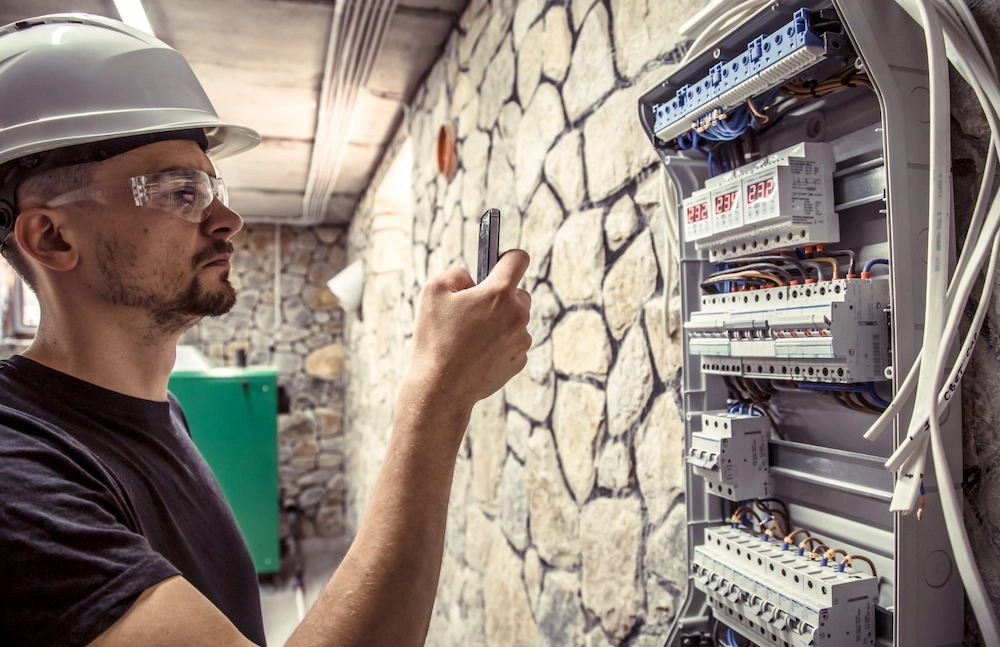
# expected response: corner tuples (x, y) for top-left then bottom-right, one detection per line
(638, 1), (971, 645)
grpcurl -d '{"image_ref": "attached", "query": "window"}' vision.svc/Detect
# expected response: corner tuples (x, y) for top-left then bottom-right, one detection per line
(0, 258), (39, 338)
(11, 279), (39, 336)
(371, 139), (412, 275)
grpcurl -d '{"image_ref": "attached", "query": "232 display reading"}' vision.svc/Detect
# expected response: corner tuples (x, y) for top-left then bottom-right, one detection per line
(746, 177), (776, 204)
(715, 190), (739, 214)
(686, 202), (708, 224)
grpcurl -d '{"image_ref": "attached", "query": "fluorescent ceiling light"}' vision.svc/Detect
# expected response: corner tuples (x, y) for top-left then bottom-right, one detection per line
(112, 0), (155, 36)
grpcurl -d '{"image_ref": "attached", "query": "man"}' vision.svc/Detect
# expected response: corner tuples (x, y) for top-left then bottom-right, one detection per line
(0, 15), (531, 646)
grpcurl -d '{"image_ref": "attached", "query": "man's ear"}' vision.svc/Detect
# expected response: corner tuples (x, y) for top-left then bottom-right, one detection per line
(13, 208), (79, 272)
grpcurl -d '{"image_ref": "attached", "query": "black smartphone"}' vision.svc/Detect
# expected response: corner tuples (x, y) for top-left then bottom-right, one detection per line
(477, 208), (501, 284)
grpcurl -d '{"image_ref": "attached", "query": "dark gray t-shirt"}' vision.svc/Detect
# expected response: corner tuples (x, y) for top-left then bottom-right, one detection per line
(0, 355), (266, 645)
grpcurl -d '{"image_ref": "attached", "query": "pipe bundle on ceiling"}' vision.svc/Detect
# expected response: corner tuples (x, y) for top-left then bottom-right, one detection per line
(302, 0), (400, 223)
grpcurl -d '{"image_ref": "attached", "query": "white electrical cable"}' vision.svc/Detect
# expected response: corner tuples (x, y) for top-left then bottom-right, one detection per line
(877, 20), (1000, 463)
(896, 0), (950, 513)
(878, 0), (1000, 639)
(864, 216), (998, 445)
(878, 0), (1000, 460)
(659, 167), (681, 337)
(679, 0), (772, 66)
(864, 22), (1000, 445)
(882, 190), (1000, 465)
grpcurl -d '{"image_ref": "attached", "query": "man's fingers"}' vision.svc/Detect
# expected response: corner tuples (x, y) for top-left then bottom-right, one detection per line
(515, 288), (531, 311)
(433, 266), (476, 293)
(486, 250), (530, 289)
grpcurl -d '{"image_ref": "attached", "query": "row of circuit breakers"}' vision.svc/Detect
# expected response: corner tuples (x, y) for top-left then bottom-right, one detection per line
(689, 413), (878, 646)
(656, 9), (886, 647)
(681, 141), (889, 385)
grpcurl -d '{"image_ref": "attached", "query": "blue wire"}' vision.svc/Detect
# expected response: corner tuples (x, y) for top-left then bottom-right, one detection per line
(677, 130), (721, 177)
(797, 382), (869, 393)
(863, 258), (889, 274)
(699, 105), (752, 142)
(866, 382), (892, 408)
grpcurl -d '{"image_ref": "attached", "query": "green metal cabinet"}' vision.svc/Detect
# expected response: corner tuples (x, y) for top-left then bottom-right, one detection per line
(168, 367), (280, 573)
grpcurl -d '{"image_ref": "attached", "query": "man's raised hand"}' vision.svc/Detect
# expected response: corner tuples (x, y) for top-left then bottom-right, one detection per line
(408, 250), (532, 417)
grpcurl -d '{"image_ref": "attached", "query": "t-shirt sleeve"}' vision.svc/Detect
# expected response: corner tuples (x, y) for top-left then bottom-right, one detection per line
(0, 425), (181, 646)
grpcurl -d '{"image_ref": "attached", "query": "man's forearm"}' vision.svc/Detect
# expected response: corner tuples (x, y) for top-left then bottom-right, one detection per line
(285, 374), (471, 647)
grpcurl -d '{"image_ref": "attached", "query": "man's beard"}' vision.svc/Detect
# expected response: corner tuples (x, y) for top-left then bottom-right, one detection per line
(151, 268), (237, 332)
(96, 235), (237, 336)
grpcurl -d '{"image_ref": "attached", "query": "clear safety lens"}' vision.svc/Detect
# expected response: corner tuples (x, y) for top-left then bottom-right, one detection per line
(131, 169), (227, 222)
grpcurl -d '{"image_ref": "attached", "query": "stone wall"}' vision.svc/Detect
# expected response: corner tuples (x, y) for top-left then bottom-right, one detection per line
(340, 0), (1000, 645)
(344, 0), (698, 643)
(181, 224), (350, 538)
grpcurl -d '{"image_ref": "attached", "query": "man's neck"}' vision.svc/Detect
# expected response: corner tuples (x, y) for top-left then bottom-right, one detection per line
(23, 311), (191, 402)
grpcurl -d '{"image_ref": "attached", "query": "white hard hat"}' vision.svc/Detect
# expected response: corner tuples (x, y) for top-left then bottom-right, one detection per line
(0, 14), (261, 237)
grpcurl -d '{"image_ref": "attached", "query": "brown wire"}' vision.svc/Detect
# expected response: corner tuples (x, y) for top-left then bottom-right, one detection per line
(809, 256), (841, 280)
(837, 392), (875, 415)
(744, 378), (769, 401)
(846, 392), (883, 416)
(707, 270), (785, 286)
(843, 555), (879, 579)
(753, 502), (789, 533)
(732, 506), (763, 526)
(746, 96), (769, 122)
(755, 498), (790, 520)
(784, 528), (811, 543)
(810, 544), (831, 559)
(758, 510), (788, 538)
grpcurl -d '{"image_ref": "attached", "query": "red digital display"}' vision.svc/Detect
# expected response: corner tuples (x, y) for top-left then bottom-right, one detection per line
(715, 190), (738, 214)
(747, 177), (776, 204)
(686, 202), (708, 224)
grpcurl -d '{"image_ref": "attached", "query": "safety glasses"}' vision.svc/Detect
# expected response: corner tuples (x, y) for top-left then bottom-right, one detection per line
(45, 168), (228, 223)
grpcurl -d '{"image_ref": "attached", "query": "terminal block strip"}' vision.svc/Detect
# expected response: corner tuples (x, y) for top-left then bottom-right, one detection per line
(653, 8), (829, 143)
(688, 412), (771, 501)
(693, 526), (878, 647)
(687, 277), (890, 383)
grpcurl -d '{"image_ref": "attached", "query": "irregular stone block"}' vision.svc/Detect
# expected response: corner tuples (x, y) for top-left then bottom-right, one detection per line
(562, 5), (616, 121)
(606, 326), (653, 437)
(527, 428), (580, 568)
(581, 497), (643, 640)
(635, 392), (685, 526)
(550, 209), (605, 306)
(603, 230), (659, 339)
(552, 309), (611, 378)
(553, 379), (605, 502)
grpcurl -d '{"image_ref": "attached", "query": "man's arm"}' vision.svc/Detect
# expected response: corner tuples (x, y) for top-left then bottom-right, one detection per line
(90, 251), (532, 647)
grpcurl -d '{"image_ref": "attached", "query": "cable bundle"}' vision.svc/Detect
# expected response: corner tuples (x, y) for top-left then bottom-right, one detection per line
(862, 0), (1000, 640)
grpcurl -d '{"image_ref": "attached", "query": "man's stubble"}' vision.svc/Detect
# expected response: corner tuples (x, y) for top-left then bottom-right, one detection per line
(94, 232), (237, 336)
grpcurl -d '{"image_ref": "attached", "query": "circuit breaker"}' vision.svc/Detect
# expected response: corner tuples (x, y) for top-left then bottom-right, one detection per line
(694, 526), (878, 647)
(688, 412), (771, 501)
(638, 1), (965, 645)
(688, 276), (890, 383)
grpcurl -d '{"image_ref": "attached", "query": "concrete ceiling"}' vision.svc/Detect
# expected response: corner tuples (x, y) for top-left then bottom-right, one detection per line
(0, 0), (465, 224)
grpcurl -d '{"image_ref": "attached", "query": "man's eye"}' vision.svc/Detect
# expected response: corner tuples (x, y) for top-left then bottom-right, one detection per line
(160, 185), (197, 209)
(174, 188), (197, 206)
